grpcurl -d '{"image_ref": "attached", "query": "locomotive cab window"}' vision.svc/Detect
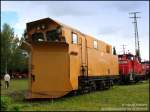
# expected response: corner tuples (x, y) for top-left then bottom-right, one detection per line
(128, 55), (134, 60)
(72, 33), (78, 44)
(46, 29), (60, 42)
(93, 40), (98, 49)
(32, 33), (44, 42)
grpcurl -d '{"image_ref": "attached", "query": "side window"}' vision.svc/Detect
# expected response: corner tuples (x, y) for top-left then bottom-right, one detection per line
(93, 40), (98, 49)
(72, 33), (78, 44)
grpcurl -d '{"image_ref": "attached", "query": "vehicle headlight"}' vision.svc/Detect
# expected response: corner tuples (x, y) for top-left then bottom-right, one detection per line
(38, 38), (44, 42)
(57, 28), (61, 34)
(41, 25), (45, 30)
(37, 26), (40, 30)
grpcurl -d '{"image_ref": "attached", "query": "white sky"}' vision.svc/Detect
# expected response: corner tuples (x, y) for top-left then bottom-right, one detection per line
(1, 1), (149, 60)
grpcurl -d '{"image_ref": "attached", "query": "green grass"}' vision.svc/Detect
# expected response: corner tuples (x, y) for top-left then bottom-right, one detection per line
(1, 79), (149, 111)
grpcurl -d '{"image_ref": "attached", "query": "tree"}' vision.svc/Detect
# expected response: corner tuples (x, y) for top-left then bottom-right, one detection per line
(8, 35), (28, 72)
(1, 23), (28, 76)
(113, 46), (117, 55)
(1, 24), (14, 74)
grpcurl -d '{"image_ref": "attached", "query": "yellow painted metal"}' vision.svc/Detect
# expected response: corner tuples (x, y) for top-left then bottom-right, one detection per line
(69, 44), (80, 90)
(63, 28), (119, 77)
(23, 18), (119, 99)
(26, 42), (72, 98)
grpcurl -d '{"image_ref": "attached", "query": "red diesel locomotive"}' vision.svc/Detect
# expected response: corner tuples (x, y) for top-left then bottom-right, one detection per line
(141, 61), (150, 79)
(118, 53), (146, 83)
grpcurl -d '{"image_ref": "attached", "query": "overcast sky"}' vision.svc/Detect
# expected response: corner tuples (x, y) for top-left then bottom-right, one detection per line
(1, 1), (149, 60)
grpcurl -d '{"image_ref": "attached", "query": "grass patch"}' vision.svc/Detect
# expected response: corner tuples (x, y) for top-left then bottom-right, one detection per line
(1, 79), (149, 111)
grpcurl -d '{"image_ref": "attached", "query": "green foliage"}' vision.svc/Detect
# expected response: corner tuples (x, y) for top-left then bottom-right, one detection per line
(113, 46), (117, 55)
(11, 105), (20, 111)
(1, 24), (14, 74)
(1, 96), (20, 111)
(1, 23), (28, 75)
(1, 96), (11, 111)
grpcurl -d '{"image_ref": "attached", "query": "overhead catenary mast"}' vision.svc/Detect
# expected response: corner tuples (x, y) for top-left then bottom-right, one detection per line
(120, 44), (127, 54)
(129, 12), (141, 61)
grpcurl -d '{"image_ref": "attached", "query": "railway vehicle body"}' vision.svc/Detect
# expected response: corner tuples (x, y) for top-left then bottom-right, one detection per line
(118, 53), (145, 83)
(21, 18), (119, 99)
(141, 61), (150, 79)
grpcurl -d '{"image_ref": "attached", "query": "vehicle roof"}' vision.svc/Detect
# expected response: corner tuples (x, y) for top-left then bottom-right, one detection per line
(27, 17), (111, 46)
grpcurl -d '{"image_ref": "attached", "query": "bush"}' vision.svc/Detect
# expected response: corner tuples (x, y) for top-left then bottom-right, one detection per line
(11, 105), (20, 111)
(1, 96), (11, 111)
(1, 96), (20, 111)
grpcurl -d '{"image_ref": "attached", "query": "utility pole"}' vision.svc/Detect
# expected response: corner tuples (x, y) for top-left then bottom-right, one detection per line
(129, 12), (141, 60)
(120, 44), (127, 54)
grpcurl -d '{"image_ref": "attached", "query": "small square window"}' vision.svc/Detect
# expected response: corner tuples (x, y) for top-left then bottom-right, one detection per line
(72, 33), (78, 44)
(93, 40), (98, 49)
